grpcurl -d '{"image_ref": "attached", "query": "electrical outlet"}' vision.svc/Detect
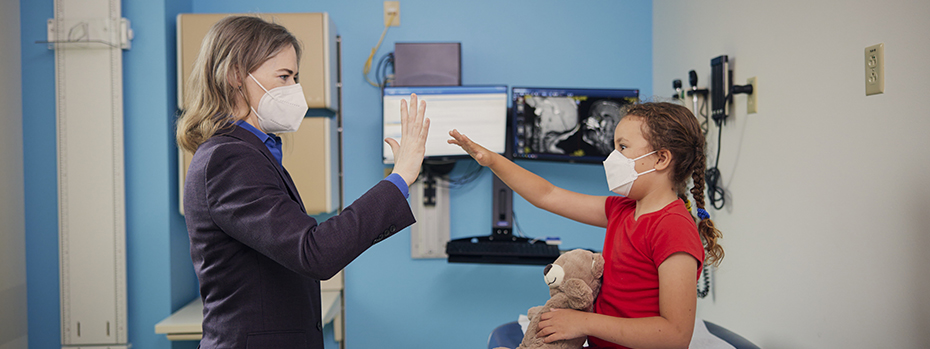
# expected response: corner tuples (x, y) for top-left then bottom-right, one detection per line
(384, 1), (400, 27)
(865, 43), (884, 95)
(746, 77), (758, 114)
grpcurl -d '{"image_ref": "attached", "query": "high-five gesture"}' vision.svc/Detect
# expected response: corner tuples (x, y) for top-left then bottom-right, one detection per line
(448, 128), (609, 228)
(385, 93), (430, 186)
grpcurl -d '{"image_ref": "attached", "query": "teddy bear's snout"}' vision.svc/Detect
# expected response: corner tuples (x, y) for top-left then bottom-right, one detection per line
(544, 263), (565, 287)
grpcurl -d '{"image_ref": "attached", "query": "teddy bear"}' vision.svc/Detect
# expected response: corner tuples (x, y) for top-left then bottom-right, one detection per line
(505, 248), (605, 349)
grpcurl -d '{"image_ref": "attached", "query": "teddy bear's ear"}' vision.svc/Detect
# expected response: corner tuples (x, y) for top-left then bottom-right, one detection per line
(592, 253), (605, 279)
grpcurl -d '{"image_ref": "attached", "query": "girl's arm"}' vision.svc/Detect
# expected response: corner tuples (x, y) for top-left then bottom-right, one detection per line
(448, 129), (608, 227)
(537, 253), (698, 349)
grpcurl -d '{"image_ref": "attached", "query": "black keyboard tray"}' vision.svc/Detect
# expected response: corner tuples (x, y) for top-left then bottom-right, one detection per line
(446, 235), (560, 266)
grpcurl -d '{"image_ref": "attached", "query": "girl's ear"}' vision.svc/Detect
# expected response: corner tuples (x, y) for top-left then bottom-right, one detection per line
(655, 149), (673, 171)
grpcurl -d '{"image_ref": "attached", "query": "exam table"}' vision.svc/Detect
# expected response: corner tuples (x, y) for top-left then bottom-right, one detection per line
(487, 319), (760, 349)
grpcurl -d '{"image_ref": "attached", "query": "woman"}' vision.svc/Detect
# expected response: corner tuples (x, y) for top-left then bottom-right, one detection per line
(177, 16), (429, 348)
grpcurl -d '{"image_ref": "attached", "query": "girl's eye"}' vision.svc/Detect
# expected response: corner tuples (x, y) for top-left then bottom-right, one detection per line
(617, 144), (627, 151)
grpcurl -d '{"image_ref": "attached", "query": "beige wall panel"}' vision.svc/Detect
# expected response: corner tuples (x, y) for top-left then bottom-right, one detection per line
(177, 13), (335, 110)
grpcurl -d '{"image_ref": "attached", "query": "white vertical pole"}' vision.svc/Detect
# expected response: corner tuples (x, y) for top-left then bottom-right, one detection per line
(52, 0), (130, 347)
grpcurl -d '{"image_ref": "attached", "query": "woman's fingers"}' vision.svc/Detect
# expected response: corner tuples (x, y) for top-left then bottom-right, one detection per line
(385, 137), (399, 155)
(417, 98), (429, 140)
(390, 93), (429, 186)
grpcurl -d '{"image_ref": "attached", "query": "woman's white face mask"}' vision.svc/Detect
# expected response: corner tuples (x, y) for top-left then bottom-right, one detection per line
(603, 150), (656, 196)
(248, 73), (308, 133)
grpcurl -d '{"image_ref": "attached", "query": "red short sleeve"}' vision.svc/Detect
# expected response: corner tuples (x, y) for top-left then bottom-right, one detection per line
(650, 213), (705, 274)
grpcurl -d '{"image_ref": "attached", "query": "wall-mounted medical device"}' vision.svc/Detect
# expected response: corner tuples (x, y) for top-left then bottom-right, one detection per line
(710, 55), (729, 125)
(710, 55), (754, 126)
(688, 70), (709, 126)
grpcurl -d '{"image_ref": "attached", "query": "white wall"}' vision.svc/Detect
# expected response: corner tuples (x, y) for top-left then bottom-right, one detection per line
(654, 1), (930, 348)
(0, 0), (27, 348)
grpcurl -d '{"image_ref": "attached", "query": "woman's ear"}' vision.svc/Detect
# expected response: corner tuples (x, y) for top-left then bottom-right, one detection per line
(655, 149), (672, 171)
(227, 66), (242, 90)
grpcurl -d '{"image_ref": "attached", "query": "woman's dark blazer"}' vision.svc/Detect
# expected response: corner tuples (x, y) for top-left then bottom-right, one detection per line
(184, 124), (415, 348)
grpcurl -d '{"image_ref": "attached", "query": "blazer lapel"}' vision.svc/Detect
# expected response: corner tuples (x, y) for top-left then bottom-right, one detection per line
(223, 125), (307, 213)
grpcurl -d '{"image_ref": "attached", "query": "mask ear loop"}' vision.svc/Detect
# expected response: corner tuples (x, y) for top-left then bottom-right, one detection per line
(237, 72), (263, 122)
(236, 85), (258, 121)
(632, 150), (658, 162)
(631, 150), (659, 177)
(232, 67), (257, 120)
(249, 73), (272, 94)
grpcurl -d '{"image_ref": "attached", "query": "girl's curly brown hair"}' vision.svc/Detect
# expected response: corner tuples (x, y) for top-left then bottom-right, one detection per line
(624, 102), (724, 266)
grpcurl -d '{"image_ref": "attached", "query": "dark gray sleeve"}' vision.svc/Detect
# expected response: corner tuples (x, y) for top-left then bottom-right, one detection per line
(204, 142), (416, 280)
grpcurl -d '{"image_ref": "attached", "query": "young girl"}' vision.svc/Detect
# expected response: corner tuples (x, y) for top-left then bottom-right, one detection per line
(448, 102), (723, 349)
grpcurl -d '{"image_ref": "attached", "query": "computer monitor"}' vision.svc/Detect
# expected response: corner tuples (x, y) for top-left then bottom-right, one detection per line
(511, 87), (639, 163)
(383, 85), (509, 164)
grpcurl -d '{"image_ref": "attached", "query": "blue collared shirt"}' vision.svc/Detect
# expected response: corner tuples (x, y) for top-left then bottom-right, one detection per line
(235, 120), (283, 165)
(234, 120), (408, 198)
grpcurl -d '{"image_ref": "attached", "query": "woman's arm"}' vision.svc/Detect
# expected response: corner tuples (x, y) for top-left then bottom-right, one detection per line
(201, 142), (415, 280)
(448, 129), (608, 228)
(199, 94), (428, 280)
(536, 253), (698, 349)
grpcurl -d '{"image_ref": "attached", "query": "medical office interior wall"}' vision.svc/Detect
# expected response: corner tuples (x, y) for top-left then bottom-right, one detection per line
(653, 1), (930, 347)
(0, 0), (27, 347)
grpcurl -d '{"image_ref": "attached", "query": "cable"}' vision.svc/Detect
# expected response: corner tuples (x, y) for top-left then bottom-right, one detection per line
(697, 265), (711, 298)
(511, 210), (528, 238)
(438, 161), (486, 189)
(374, 52), (393, 88)
(363, 12), (397, 87)
(706, 123), (725, 210)
(418, 160), (486, 190)
(447, 164), (485, 188)
(698, 95), (709, 135)
(382, 53), (394, 86)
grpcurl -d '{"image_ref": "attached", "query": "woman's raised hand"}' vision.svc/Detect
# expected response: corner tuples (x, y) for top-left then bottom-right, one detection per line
(385, 93), (429, 186)
(447, 129), (495, 167)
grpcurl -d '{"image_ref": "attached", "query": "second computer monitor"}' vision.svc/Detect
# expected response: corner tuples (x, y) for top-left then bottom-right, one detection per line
(511, 87), (639, 163)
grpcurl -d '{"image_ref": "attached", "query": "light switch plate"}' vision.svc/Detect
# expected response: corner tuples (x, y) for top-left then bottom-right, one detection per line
(865, 43), (884, 95)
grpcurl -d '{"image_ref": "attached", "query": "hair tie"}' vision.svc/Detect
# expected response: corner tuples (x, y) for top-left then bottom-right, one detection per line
(697, 208), (710, 220)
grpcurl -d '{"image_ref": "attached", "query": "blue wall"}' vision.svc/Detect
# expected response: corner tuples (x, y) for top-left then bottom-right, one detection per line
(22, 0), (652, 348)
(22, 0), (197, 349)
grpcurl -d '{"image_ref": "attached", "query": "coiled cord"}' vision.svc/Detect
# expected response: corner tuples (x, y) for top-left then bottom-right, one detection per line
(706, 123), (725, 210)
(697, 265), (711, 298)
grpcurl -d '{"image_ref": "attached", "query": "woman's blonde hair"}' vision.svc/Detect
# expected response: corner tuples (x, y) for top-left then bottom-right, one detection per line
(176, 15), (301, 153)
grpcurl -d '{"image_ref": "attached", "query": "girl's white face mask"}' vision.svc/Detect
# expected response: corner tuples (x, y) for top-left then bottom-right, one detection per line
(603, 149), (656, 196)
(248, 73), (308, 133)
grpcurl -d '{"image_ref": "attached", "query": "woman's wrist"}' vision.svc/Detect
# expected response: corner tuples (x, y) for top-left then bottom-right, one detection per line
(384, 173), (410, 198)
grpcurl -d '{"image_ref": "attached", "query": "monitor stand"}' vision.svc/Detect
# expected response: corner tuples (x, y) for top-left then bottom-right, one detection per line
(487, 173), (530, 242)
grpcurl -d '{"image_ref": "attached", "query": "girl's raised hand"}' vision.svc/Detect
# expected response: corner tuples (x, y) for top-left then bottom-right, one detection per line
(447, 129), (495, 167)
